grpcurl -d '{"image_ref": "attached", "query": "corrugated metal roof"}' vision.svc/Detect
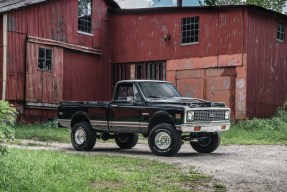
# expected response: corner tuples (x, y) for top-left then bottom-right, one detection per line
(109, 4), (287, 19)
(0, 0), (48, 13)
(0, 0), (119, 13)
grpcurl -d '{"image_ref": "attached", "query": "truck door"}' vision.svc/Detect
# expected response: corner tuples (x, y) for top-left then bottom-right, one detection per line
(110, 83), (141, 132)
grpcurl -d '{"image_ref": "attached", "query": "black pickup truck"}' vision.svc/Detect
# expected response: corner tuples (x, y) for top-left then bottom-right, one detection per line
(58, 80), (230, 156)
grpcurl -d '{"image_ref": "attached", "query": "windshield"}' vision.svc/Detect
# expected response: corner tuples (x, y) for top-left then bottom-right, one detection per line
(138, 82), (181, 99)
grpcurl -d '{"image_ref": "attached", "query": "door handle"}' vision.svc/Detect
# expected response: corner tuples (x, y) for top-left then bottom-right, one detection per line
(111, 105), (118, 107)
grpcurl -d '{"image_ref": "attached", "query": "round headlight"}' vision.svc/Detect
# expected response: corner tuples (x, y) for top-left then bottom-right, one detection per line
(187, 111), (194, 121)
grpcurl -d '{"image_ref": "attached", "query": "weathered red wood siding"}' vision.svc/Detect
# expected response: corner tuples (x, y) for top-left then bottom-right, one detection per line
(247, 9), (287, 118)
(3, 0), (112, 121)
(110, 7), (247, 63)
(63, 50), (111, 101)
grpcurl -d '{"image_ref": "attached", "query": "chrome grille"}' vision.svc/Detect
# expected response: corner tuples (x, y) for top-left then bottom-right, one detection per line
(194, 110), (226, 121)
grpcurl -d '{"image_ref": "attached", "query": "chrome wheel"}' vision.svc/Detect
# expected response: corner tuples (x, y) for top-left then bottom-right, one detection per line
(74, 127), (86, 145)
(155, 132), (171, 150)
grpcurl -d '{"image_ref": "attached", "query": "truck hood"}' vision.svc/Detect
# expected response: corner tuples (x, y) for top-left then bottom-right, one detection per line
(148, 97), (226, 108)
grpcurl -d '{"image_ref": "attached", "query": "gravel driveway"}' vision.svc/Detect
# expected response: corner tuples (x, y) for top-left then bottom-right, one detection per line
(10, 140), (287, 192)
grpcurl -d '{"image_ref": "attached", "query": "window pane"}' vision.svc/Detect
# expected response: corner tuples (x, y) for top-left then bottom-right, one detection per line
(78, 0), (92, 33)
(38, 48), (53, 71)
(136, 64), (142, 79)
(39, 48), (45, 59)
(181, 17), (199, 44)
(38, 58), (45, 69)
(46, 49), (52, 59)
(46, 60), (52, 70)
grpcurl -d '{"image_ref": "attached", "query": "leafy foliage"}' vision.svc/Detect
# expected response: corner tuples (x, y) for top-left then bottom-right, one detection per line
(237, 109), (287, 131)
(0, 101), (17, 155)
(198, 0), (286, 13)
(221, 108), (287, 145)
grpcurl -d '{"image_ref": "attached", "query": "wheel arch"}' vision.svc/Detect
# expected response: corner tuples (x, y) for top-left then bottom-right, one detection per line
(71, 112), (91, 128)
(148, 111), (176, 133)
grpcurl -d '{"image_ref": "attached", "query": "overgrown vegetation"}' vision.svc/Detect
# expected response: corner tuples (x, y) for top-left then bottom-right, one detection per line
(0, 101), (17, 155)
(15, 120), (70, 143)
(221, 108), (287, 145)
(0, 149), (219, 192)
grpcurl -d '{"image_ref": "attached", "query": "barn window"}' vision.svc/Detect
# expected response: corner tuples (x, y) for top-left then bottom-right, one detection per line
(78, 0), (92, 34)
(38, 48), (53, 71)
(277, 23), (285, 43)
(181, 17), (199, 44)
(112, 61), (166, 85)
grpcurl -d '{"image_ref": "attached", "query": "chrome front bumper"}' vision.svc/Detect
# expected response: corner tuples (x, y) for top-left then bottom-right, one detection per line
(177, 122), (231, 133)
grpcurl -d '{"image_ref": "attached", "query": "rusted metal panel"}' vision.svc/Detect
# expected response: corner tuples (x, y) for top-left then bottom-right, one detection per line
(218, 54), (244, 67)
(166, 56), (217, 71)
(247, 9), (287, 118)
(177, 78), (204, 99)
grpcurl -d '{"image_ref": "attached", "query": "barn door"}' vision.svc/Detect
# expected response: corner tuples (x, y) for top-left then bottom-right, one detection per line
(26, 42), (63, 105)
(205, 68), (236, 118)
(176, 67), (236, 118)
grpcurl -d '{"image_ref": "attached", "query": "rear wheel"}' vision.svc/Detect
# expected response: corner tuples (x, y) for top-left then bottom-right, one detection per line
(190, 132), (220, 153)
(115, 133), (138, 149)
(148, 123), (182, 156)
(71, 122), (96, 151)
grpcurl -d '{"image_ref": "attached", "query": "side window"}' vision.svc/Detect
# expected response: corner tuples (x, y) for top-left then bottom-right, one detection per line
(181, 17), (199, 44)
(78, 0), (92, 34)
(277, 23), (285, 43)
(38, 48), (53, 71)
(116, 84), (134, 101)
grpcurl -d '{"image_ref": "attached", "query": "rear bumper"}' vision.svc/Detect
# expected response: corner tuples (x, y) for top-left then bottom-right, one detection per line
(177, 122), (231, 133)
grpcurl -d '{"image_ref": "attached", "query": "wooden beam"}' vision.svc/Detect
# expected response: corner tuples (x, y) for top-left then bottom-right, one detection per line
(27, 36), (102, 55)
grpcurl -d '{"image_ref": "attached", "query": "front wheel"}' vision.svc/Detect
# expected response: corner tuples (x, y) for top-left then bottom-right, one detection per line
(71, 122), (96, 151)
(190, 132), (221, 153)
(115, 133), (138, 149)
(148, 123), (182, 156)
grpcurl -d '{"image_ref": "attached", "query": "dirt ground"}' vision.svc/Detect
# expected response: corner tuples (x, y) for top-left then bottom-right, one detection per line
(8, 140), (287, 192)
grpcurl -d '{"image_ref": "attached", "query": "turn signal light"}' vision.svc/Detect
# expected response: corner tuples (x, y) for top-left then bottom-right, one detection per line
(221, 125), (226, 130)
(194, 126), (201, 131)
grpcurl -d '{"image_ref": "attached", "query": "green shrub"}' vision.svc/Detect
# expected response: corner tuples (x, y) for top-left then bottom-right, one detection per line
(0, 101), (17, 155)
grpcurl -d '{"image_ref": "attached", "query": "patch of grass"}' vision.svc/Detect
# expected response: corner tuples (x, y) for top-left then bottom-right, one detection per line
(222, 109), (287, 145)
(15, 122), (70, 143)
(0, 149), (216, 192)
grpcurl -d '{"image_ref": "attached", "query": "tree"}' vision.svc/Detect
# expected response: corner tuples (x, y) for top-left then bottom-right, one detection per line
(246, 0), (286, 13)
(198, 0), (286, 13)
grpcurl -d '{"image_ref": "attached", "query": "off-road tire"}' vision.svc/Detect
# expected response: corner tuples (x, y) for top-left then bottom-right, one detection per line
(148, 123), (182, 156)
(71, 122), (96, 151)
(115, 133), (138, 149)
(190, 132), (221, 153)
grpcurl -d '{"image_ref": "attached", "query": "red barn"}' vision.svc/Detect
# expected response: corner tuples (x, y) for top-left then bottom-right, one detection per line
(0, 1), (286, 121)
(0, 0), (118, 121)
